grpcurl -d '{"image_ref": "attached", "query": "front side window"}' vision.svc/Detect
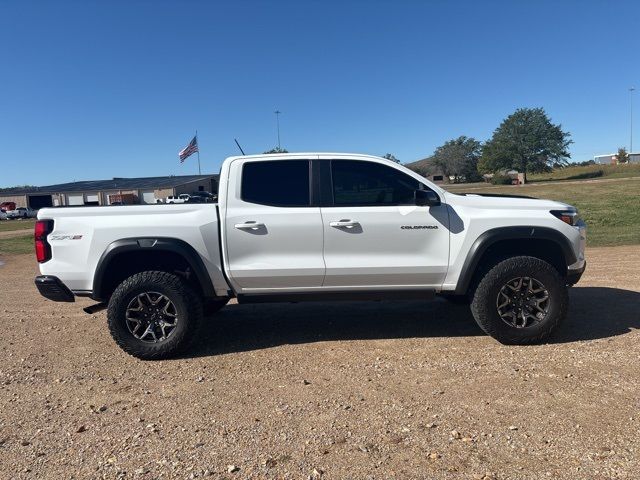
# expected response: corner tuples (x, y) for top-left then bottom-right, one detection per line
(242, 160), (310, 207)
(331, 160), (425, 206)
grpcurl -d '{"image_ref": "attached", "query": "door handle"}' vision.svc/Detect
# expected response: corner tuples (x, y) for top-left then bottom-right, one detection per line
(329, 220), (359, 229)
(235, 222), (265, 230)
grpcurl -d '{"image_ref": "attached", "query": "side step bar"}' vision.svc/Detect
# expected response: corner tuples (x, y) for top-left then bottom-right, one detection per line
(237, 289), (435, 304)
(83, 303), (107, 314)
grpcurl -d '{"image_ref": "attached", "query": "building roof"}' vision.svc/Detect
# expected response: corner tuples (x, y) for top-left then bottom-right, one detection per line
(404, 157), (445, 176)
(594, 152), (639, 157)
(0, 174), (218, 195)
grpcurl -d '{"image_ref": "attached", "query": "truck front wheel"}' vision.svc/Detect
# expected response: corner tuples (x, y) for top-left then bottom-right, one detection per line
(107, 271), (203, 360)
(470, 256), (568, 345)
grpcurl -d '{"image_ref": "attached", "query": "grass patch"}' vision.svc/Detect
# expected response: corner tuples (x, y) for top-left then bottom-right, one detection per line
(0, 219), (36, 232)
(528, 163), (640, 183)
(445, 178), (640, 247)
(0, 235), (34, 255)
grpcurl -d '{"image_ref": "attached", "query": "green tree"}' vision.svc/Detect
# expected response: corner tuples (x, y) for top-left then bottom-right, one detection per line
(383, 153), (400, 163)
(431, 136), (483, 183)
(615, 147), (629, 164)
(0, 185), (37, 193)
(479, 108), (572, 182)
(263, 147), (289, 154)
(575, 159), (596, 166)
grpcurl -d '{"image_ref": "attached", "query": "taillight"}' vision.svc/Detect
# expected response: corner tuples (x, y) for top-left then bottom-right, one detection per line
(35, 220), (53, 263)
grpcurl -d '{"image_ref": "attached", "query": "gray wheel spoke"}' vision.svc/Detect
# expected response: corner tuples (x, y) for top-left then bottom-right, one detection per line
(531, 302), (546, 313)
(128, 297), (144, 312)
(159, 322), (171, 338)
(139, 324), (154, 341)
(162, 302), (177, 317)
(149, 294), (164, 306)
(497, 292), (511, 309)
(141, 292), (154, 306)
(534, 294), (549, 304)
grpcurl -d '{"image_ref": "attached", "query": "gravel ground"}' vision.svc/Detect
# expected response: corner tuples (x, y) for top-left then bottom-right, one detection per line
(0, 247), (639, 479)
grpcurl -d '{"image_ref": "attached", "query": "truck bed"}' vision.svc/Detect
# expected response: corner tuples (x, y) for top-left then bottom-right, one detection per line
(38, 204), (228, 295)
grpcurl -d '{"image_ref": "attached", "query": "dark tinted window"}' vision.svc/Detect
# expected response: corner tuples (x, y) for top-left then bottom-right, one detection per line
(242, 160), (310, 207)
(331, 160), (424, 206)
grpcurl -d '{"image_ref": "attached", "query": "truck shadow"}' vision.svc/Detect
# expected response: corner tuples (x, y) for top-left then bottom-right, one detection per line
(187, 287), (640, 357)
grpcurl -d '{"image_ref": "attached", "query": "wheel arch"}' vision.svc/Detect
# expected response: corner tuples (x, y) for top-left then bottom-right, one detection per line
(454, 226), (577, 295)
(92, 238), (215, 301)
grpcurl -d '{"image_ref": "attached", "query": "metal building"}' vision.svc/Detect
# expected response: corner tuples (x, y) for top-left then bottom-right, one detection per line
(594, 153), (640, 164)
(0, 174), (218, 209)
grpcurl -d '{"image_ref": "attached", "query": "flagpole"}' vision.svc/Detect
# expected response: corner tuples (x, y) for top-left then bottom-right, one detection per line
(196, 130), (201, 175)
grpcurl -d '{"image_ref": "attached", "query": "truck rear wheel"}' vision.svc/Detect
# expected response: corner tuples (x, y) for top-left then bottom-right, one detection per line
(470, 256), (568, 345)
(107, 271), (203, 360)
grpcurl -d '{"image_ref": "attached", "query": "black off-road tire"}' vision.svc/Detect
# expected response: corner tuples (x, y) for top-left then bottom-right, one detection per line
(470, 256), (568, 345)
(107, 271), (203, 360)
(204, 297), (229, 316)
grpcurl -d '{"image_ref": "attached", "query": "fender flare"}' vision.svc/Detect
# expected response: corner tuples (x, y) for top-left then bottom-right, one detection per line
(454, 226), (577, 295)
(92, 237), (215, 300)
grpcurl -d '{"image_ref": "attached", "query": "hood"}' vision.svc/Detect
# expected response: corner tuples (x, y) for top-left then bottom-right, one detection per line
(445, 191), (574, 212)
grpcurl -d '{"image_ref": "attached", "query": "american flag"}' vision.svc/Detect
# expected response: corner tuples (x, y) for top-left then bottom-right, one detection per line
(179, 135), (198, 162)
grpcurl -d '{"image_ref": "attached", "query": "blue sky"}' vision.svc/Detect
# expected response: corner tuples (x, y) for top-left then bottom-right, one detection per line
(1, 0), (639, 186)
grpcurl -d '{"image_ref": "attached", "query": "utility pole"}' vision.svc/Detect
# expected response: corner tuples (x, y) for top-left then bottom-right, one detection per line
(630, 87), (635, 153)
(274, 110), (282, 149)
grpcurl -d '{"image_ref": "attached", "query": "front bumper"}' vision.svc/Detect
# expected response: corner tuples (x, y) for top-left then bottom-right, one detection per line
(34, 276), (75, 302)
(566, 261), (586, 286)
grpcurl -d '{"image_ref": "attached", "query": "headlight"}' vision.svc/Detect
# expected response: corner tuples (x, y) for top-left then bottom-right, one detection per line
(550, 209), (581, 226)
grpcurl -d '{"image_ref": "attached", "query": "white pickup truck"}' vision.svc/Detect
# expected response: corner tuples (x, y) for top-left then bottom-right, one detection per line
(34, 153), (586, 359)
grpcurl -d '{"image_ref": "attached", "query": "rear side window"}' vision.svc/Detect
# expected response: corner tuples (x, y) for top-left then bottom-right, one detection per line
(242, 160), (310, 207)
(331, 160), (424, 206)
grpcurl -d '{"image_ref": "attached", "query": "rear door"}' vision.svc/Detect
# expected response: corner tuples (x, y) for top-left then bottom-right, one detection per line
(320, 158), (450, 287)
(223, 158), (325, 291)
(67, 194), (84, 206)
(140, 191), (156, 204)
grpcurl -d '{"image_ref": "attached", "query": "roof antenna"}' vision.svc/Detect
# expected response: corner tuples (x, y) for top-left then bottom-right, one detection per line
(234, 138), (246, 155)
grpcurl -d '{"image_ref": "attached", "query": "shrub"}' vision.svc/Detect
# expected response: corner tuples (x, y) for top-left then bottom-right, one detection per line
(566, 170), (604, 181)
(491, 174), (513, 185)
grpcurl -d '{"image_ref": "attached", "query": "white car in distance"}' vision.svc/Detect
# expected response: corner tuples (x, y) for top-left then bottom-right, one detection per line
(7, 207), (37, 219)
(165, 194), (191, 204)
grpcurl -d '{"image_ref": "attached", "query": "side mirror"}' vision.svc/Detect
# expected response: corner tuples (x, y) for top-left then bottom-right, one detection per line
(415, 189), (441, 207)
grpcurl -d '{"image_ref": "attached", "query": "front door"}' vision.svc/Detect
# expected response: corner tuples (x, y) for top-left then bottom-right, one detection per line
(320, 159), (450, 287)
(224, 159), (325, 291)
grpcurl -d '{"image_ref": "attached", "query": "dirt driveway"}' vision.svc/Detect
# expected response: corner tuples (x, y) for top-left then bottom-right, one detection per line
(0, 230), (32, 239)
(1, 247), (639, 479)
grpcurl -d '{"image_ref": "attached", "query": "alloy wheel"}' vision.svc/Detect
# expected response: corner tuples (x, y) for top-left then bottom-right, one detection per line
(125, 292), (178, 343)
(496, 277), (550, 328)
